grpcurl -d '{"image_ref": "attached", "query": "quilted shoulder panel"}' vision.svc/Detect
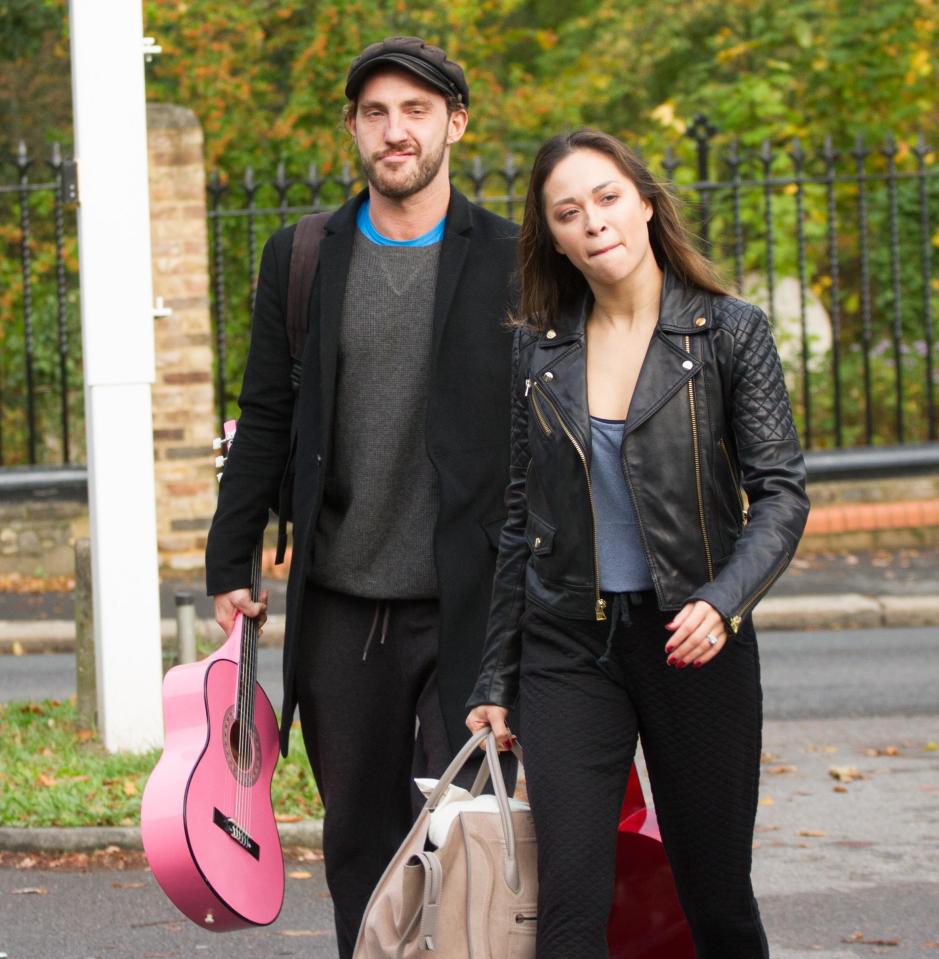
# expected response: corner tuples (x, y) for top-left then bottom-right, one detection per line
(712, 297), (798, 446)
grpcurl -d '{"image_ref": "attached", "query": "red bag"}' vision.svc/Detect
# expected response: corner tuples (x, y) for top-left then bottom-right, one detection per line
(607, 766), (694, 958)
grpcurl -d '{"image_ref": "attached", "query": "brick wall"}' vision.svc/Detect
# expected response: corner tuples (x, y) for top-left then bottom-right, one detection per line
(146, 104), (218, 573)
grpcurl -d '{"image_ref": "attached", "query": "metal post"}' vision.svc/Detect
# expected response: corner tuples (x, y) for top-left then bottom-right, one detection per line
(74, 538), (95, 731)
(69, 0), (164, 752)
(175, 591), (197, 665)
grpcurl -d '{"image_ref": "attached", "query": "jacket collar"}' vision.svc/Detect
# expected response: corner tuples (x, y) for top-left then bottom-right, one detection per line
(535, 265), (712, 347)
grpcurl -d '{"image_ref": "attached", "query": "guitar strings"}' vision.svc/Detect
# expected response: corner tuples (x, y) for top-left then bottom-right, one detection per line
(235, 539), (262, 838)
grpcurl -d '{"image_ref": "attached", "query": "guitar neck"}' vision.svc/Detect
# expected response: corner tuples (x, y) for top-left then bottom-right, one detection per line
(235, 540), (263, 730)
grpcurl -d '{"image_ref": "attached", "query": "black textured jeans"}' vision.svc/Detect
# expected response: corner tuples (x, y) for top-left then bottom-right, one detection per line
(519, 593), (769, 959)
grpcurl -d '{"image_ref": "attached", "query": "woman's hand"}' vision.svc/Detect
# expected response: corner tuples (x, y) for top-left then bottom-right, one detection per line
(465, 705), (515, 750)
(664, 600), (726, 669)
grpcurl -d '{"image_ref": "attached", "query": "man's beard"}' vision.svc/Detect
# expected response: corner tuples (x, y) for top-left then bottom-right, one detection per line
(359, 132), (448, 200)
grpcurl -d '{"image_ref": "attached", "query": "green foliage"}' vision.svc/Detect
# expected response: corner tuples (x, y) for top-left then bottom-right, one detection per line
(0, 698), (322, 828)
(2, 0), (938, 450)
(0, 0), (59, 62)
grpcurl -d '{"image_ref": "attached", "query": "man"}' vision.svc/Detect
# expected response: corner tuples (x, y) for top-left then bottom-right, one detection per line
(205, 37), (518, 957)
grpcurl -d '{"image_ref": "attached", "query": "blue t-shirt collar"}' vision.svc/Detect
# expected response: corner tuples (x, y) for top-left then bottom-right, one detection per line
(356, 198), (446, 247)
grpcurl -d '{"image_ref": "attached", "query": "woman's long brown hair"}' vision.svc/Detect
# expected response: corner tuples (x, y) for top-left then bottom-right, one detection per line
(515, 129), (729, 331)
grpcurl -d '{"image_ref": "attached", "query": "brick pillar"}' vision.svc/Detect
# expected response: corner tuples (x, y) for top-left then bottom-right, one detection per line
(146, 104), (218, 574)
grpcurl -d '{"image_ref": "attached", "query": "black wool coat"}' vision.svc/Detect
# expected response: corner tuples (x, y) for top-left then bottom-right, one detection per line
(205, 187), (520, 755)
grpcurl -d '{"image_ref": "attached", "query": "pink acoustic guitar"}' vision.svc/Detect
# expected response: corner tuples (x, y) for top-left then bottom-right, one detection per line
(140, 420), (284, 931)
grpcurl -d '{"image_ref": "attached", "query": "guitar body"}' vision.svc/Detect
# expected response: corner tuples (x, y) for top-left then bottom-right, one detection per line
(607, 766), (695, 958)
(141, 615), (285, 931)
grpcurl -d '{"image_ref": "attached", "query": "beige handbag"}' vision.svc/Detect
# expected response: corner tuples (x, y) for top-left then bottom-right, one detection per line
(352, 729), (538, 959)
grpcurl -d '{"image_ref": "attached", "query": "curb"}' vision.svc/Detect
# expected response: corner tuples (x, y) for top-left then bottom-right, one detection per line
(0, 819), (323, 854)
(752, 593), (939, 631)
(3, 597), (939, 654)
(0, 616), (286, 655)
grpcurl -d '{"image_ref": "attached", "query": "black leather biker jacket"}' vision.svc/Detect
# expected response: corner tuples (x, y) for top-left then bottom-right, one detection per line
(468, 269), (809, 710)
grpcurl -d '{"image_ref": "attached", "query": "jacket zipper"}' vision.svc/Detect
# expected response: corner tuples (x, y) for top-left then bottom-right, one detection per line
(528, 381), (553, 435)
(684, 336), (714, 581)
(719, 436), (747, 526)
(532, 381), (607, 621)
(729, 552), (790, 633)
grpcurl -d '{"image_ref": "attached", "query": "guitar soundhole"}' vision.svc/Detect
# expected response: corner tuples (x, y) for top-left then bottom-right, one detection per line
(222, 707), (262, 786)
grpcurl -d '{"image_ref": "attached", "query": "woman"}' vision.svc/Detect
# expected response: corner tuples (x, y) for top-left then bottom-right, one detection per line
(465, 129), (809, 959)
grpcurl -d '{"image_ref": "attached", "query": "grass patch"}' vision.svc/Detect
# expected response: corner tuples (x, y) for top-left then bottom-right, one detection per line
(0, 698), (322, 828)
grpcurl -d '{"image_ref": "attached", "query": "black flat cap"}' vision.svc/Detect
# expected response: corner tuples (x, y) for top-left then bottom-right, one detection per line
(345, 36), (470, 107)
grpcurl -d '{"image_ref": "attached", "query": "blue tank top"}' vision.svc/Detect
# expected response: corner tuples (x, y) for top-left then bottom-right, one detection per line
(589, 416), (654, 593)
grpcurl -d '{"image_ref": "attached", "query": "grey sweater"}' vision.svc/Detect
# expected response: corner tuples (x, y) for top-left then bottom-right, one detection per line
(309, 232), (441, 597)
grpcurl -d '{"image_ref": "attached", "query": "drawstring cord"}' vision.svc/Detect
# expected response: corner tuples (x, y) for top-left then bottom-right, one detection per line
(596, 591), (644, 665)
(361, 600), (392, 662)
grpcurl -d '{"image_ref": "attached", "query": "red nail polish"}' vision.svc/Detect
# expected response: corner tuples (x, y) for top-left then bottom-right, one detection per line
(676, 661), (687, 670)
(667, 657), (676, 666)
(693, 661), (703, 669)
(665, 645), (674, 654)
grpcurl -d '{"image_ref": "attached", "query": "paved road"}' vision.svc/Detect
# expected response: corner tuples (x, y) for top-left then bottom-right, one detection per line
(2, 630), (938, 958)
(3, 627), (938, 720)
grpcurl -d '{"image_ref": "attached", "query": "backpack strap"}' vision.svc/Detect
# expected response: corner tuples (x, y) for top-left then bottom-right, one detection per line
(276, 211), (330, 565)
(285, 211), (331, 386)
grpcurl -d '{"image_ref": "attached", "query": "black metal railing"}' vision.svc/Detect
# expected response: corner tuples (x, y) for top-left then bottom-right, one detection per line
(1, 117), (937, 467)
(206, 120), (938, 453)
(0, 141), (80, 467)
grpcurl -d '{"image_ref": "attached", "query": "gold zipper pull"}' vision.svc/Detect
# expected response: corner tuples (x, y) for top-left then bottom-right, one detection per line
(595, 597), (608, 621)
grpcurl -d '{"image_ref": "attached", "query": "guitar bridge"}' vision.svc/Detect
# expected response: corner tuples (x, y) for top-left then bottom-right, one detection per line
(212, 808), (260, 860)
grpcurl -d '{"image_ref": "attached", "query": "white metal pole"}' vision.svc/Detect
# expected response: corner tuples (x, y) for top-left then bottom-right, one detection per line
(70, 0), (164, 752)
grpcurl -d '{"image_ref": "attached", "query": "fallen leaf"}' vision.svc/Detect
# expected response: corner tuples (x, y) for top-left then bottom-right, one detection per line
(112, 881), (146, 889)
(760, 752), (779, 763)
(922, 940), (939, 948)
(123, 779), (138, 797)
(288, 870), (312, 879)
(275, 813), (303, 823)
(924, 741), (938, 753)
(36, 773), (58, 788)
(829, 765), (863, 783)
(833, 785), (849, 793)
(76, 729), (95, 742)
(12, 887), (48, 895)
(766, 764), (797, 775)
(797, 829), (827, 837)
(759, 795), (775, 806)
(864, 745), (900, 757)
(842, 931), (899, 946)
(755, 824), (780, 833)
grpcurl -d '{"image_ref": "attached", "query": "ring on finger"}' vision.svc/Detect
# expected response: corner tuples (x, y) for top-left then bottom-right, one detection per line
(706, 633), (719, 647)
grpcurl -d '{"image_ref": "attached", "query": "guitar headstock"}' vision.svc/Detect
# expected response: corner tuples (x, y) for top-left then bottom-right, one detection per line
(212, 419), (238, 483)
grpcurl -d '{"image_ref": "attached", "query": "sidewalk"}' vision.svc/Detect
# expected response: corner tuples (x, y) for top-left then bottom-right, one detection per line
(2, 546), (938, 652)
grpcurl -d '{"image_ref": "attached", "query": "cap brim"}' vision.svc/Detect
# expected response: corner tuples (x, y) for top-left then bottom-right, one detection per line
(346, 52), (464, 104)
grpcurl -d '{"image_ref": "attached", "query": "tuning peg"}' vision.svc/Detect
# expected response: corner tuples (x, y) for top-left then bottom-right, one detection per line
(217, 471), (223, 482)
(215, 455), (226, 469)
(212, 436), (223, 450)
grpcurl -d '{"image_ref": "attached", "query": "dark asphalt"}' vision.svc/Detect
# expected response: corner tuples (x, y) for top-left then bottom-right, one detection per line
(4, 627), (939, 721)
(1, 546), (937, 622)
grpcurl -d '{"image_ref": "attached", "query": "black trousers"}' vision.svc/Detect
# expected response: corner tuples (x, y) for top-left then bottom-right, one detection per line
(293, 585), (515, 959)
(519, 593), (769, 959)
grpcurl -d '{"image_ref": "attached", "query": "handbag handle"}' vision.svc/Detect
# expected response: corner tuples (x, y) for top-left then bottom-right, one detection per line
(424, 729), (524, 893)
